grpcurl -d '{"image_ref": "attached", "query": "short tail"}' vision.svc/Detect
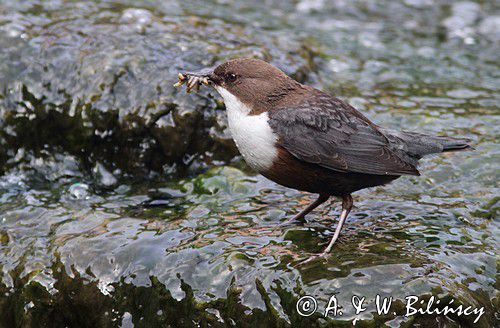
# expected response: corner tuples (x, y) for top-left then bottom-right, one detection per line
(439, 136), (474, 152)
(384, 130), (474, 158)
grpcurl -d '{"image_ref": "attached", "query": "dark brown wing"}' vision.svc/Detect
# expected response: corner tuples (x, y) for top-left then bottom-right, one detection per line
(268, 92), (420, 176)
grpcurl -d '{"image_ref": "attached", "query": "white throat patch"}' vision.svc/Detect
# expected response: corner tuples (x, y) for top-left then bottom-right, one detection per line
(214, 86), (278, 172)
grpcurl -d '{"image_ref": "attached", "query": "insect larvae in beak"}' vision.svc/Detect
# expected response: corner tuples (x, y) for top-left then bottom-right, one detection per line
(173, 73), (208, 93)
(185, 76), (195, 93)
(173, 73), (187, 88)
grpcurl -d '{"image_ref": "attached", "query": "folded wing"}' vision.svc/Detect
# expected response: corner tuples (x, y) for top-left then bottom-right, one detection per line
(268, 93), (420, 176)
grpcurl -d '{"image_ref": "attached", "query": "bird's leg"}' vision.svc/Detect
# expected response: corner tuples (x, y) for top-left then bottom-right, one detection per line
(282, 194), (329, 225)
(320, 194), (353, 255)
(296, 194), (353, 267)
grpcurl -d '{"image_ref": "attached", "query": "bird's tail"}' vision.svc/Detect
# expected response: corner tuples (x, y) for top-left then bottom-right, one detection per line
(384, 130), (473, 158)
(437, 136), (474, 152)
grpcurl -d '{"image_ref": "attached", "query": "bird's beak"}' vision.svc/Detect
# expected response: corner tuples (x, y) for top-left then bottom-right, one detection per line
(173, 67), (215, 93)
(185, 67), (214, 80)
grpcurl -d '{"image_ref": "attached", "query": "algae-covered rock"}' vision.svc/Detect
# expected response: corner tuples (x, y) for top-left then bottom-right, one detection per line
(0, 1), (498, 327)
(0, 1), (317, 175)
(0, 165), (498, 327)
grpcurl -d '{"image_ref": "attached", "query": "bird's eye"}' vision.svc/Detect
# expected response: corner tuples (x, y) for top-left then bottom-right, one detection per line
(226, 73), (237, 83)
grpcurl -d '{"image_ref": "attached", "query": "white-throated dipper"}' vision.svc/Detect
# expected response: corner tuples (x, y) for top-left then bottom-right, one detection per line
(174, 58), (472, 257)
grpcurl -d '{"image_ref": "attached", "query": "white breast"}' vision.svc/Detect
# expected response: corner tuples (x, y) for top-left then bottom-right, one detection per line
(214, 86), (278, 172)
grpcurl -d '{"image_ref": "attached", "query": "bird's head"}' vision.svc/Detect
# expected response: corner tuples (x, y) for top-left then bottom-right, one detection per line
(177, 58), (301, 113)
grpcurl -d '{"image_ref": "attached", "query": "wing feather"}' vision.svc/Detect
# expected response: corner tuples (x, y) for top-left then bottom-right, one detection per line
(268, 93), (419, 176)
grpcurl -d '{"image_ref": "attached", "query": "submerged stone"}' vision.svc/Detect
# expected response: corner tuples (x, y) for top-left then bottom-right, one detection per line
(0, 0), (498, 327)
(68, 183), (90, 200)
(0, 2), (317, 176)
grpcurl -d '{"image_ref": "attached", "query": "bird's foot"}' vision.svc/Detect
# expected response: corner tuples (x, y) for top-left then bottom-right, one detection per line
(272, 217), (300, 232)
(279, 211), (310, 226)
(277, 218), (298, 228)
(295, 252), (329, 267)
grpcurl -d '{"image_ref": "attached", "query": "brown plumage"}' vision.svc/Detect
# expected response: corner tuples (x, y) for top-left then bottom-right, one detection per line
(175, 58), (472, 261)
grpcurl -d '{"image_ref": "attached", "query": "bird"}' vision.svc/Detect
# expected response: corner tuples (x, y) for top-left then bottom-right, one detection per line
(174, 58), (472, 258)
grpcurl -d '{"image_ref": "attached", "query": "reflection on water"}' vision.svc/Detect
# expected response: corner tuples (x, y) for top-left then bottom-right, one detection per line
(0, 0), (498, 326)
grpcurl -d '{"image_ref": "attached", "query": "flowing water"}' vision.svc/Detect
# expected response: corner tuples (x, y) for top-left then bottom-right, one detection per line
(0, 0), (498, 327)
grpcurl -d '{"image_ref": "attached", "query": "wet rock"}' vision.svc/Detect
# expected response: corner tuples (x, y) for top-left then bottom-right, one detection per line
(0, 166), (497, 326)
(296, 0), (326, 13)
(447, 2), (481, 26)
(0, 2), (318, 176)
(441, 1), (481, 43)
(403, 0), (433, 8)
(478, 15), (500, 41)
(68, 183), (90, 200)
(446, 88), (483, 99)
(93, 162), (118, 187)
(0, 1), (498, 327)
(120, 8), (153, 34)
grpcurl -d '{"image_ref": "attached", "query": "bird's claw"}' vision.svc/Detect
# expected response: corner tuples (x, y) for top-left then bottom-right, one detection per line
(277, 219), (296, 228)
(295, 252), (328, 267)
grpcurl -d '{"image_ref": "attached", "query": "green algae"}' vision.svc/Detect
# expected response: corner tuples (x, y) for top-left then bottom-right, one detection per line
(0, 0), (498, 327)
